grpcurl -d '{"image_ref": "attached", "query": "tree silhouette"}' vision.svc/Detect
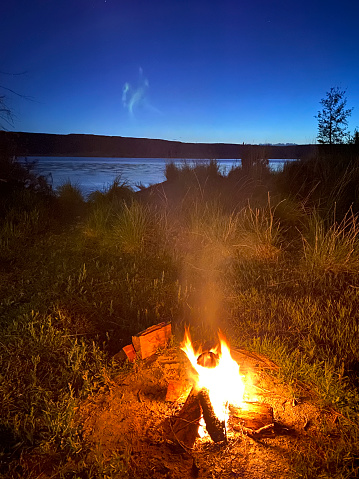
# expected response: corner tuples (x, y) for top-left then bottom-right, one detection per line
(0, 91), (13, 129)
(0, 71), (31, 130)
(315, 87), (353, 144)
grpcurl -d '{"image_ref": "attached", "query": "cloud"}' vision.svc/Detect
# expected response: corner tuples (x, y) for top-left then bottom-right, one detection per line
(122, 67), (159, 117)
(122, 67), (150, 116)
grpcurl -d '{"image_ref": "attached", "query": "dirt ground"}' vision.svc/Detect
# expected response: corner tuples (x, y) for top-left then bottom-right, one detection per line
(74, 345), (343, 479)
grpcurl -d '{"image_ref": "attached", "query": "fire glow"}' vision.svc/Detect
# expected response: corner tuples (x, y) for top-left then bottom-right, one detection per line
(181, 327), (246, 425)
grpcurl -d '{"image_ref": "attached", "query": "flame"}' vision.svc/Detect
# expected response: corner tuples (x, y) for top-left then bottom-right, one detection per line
(180, 327), (245, 424)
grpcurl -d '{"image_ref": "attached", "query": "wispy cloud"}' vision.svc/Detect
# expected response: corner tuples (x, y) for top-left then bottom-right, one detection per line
(122, 67), (160, 117)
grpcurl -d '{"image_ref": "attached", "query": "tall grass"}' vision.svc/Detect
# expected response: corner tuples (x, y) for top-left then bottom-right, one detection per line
(301, 209), (359, 280)
(235, 199), (282, 262)
(276, 150), (359, 219)
(85, 177), (135, 235)
(182, 201), (240, 260)
(112, 201), (151, 253)
(55, 181), (87, 222)
(165, 159), (222, 185)
(88, 175), (134, 207)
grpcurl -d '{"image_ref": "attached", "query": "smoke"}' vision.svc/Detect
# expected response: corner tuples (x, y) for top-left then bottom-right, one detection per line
(122, 67), (152, 117)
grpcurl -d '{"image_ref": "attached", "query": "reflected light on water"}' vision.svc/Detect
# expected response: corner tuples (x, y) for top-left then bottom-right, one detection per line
(20, 157), (293, 197)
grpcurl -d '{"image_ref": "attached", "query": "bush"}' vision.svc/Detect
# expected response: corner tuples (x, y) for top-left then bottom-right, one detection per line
(0, 150), (51, 199)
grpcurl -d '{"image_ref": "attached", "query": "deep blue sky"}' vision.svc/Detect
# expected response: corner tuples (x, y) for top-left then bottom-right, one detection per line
(2, 0), (358, 144)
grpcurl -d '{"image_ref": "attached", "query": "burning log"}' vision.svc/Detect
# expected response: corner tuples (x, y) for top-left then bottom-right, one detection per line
(179, 327), (275, 444)
(164, 387), (201, 449)
(228, 402), (274, 436)
(198, 388), (226, 443)
(165, 379), (192, 403)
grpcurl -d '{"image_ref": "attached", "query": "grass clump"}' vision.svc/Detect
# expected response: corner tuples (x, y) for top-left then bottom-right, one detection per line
(165, 159), (222, 185)
(55, 181), (87, 222)
(85, 176), (135, 235)
(301, 209), (359, 278)
(236, 200), (282, 262)
(112, 201), (151, 254)
(275, 149), (359, 220)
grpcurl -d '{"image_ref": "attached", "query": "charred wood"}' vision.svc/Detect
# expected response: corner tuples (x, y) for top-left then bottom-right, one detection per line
(164, 387), (201, 449)
(228, 402), (274, 436)
(198, 388), (226, 443)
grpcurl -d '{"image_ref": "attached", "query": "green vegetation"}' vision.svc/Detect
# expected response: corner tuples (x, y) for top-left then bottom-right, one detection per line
(1, 151), (359, 477)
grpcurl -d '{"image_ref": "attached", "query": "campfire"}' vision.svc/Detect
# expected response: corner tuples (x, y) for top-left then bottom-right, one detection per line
(165, 327), (274, 448)
(77, 322), (325, 477)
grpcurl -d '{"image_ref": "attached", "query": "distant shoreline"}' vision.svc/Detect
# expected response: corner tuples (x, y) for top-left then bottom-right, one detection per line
(1, 131), (319, 159)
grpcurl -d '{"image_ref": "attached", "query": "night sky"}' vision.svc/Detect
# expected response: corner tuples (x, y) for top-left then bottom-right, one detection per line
(2, 0), (359, 144)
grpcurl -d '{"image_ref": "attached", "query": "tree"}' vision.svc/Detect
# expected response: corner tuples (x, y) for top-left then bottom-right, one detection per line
(348, 128), (359, 145)
(0, 94), (13, 129)
(0, 70), (31, 130)
(315, 87), (353, 144)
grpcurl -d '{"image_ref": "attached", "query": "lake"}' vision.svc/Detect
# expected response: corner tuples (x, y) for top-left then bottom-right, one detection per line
(22, 157), (292, 197)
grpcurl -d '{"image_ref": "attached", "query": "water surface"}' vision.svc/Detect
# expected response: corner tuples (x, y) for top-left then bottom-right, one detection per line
(22, 157), (291, 197)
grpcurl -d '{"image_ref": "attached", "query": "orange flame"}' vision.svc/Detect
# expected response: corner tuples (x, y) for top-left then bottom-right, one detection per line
(181, 327), (245, 424)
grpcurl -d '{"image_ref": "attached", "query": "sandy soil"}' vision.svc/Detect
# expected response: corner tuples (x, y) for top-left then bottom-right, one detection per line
(75, 346), (339, 478)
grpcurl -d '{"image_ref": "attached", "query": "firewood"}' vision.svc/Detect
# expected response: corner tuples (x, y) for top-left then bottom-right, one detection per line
(164, 387), (201, 449)
(113, 343), (137, 363)
(165, 379), (192, 403)
(198, 388), (226, 443)
(122, 344), (137, 361)
(132, 321), (171, 359)
(228, 402), (274, 435)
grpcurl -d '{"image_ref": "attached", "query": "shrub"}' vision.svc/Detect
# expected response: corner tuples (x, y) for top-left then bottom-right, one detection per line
(0, 151), (51, 199)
